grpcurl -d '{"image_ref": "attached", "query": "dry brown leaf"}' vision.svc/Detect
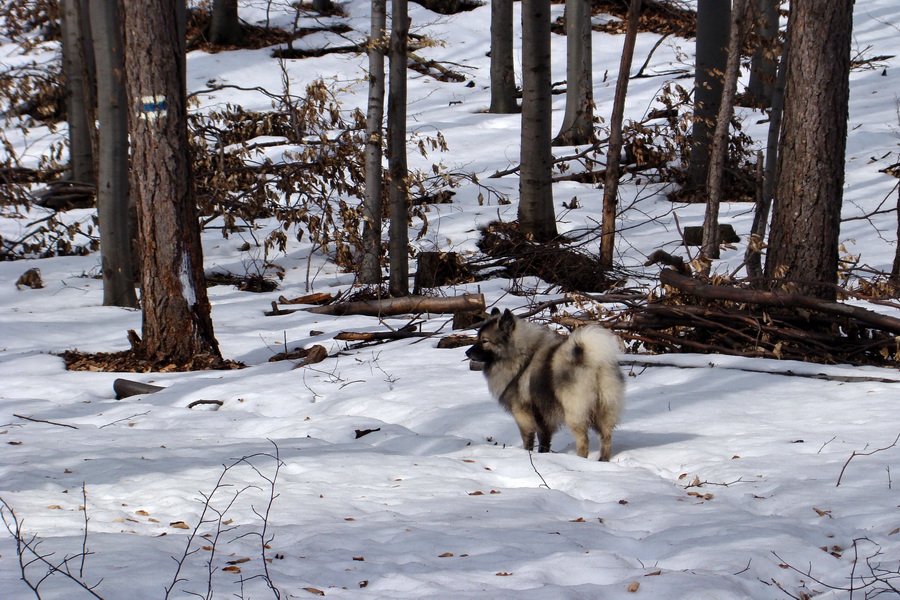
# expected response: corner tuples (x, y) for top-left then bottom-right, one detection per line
(627, 581), (640, 592)
(170, 521), (191, 529)
(468, 491), (484, 496)
(645, 570), (662, 576)
(570, 517), (585, 522)
(135, 510), (150, 516)
(227, 557), (251, 565)
(222, 565), (241, 573)
(495, 572), (513, 576)
(303, 587), (325, 596)
(47, 505), (62, 510)
(438, 552), (453, 558)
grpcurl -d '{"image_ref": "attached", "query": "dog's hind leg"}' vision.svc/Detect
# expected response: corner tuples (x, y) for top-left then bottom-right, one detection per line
(567, 420), (590, 458)
(536, 416), (554, 453)
(595, 413), (616, 461)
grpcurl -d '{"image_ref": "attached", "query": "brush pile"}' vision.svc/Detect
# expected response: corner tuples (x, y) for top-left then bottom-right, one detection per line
(615, 268), (900, 368)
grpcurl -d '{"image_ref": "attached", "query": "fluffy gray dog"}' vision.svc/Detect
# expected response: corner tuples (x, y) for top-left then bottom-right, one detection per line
(466, 308), (625, 460)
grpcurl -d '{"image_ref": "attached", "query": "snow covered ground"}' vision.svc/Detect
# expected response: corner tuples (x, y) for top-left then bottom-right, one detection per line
(2, 1), (900, 598)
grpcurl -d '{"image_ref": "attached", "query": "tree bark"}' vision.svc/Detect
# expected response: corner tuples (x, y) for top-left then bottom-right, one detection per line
(305, 293), (485, 316)
(747, 0), (780, 108)
(553, 0), (594, 146)
(700, 0), (749, 266)
(600, 0), (641, 269)
(208, 0), (245, 46)
(689, 0), (730, 191)
(89, 0), (137, 307)
(360, 0), (387, 284)
(387, 0), (410, 296)
(745, 35), (789, 279)
(764, 0), (853, 300)
(123, 0), (221, 364)
(518, 0), (556, 241)
(489, 0), (518, 114)
(60, 0), (96, 184)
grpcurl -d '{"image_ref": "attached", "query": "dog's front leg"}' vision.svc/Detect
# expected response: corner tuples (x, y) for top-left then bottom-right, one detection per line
(511, 406), (537, 451)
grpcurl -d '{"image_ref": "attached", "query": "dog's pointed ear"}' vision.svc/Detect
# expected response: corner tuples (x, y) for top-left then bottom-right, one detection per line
(499, 308), (516, 333)
(490, 307), (501, 317)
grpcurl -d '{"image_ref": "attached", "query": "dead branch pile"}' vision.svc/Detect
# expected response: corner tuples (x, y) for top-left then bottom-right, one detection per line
(617, 268), (900, 367)
(475, 221), (615, 293)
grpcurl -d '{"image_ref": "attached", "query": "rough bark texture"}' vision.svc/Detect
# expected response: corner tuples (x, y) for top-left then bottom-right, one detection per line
(360, 0), (387, 284)
(600, 0), (641, 268)
(208, 0), (245, 46)
(518, 0), (557, 242)
(387, 0), (410, 296)
(553, 0), (594, 146)
(123, 0), (221, 363)
(765, 0), (853, 300)
(489, 0), (517, 114)
(700, 0), (749, 265)
(689, 0), (730, 190)
(60, 0), (96, 184)
(89, 0), (137, 307)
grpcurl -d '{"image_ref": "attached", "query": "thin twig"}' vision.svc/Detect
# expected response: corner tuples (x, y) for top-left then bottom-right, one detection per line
(836, 433), (900, 487)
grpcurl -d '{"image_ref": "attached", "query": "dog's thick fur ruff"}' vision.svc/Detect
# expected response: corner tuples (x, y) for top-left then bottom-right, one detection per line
(467, 308), (624, 460)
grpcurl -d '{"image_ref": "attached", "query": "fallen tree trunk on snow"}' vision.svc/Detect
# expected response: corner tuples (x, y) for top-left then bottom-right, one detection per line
(304, 293), (485, 317)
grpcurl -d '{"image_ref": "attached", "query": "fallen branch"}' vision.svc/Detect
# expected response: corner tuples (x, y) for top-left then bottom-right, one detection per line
(334, 329), (430, 341)
(836, 432), (900, 487)
(304, 293), (485, 317)
(14, 414), (78, 429)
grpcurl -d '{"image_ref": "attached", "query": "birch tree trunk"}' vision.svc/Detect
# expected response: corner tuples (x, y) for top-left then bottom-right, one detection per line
(360, 0), (387, 284)
(123, 0), (221, 363)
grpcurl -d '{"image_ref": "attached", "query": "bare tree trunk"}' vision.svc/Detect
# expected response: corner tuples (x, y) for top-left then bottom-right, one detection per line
(745, 36), (789, 279)
(553, 0), (594, 146)
(123, 0), (221, 364)
(89, 0), (137, 307)
(599, 0), (641, 269)
(747, 0), (780, 108)
(60, 0), (96, 184)
(208, 0), (245, 46)
(360, 0), (387, 285)
(689, 0), (730, 192)
(489, 0), (517, 114)
(700, 0), (749, 266)
(765, 0), (853, 301)
(518, 0), (556, 242)
(387, 0), (410, 296)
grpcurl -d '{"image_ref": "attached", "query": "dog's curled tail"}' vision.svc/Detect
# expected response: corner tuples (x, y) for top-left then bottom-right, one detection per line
(567, 325), (622, 368)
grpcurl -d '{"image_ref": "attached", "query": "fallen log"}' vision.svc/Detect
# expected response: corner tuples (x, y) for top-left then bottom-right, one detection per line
(304, 293), (485, 317)
(659, 269), (900, 336)
(114, 378), (166, 399)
